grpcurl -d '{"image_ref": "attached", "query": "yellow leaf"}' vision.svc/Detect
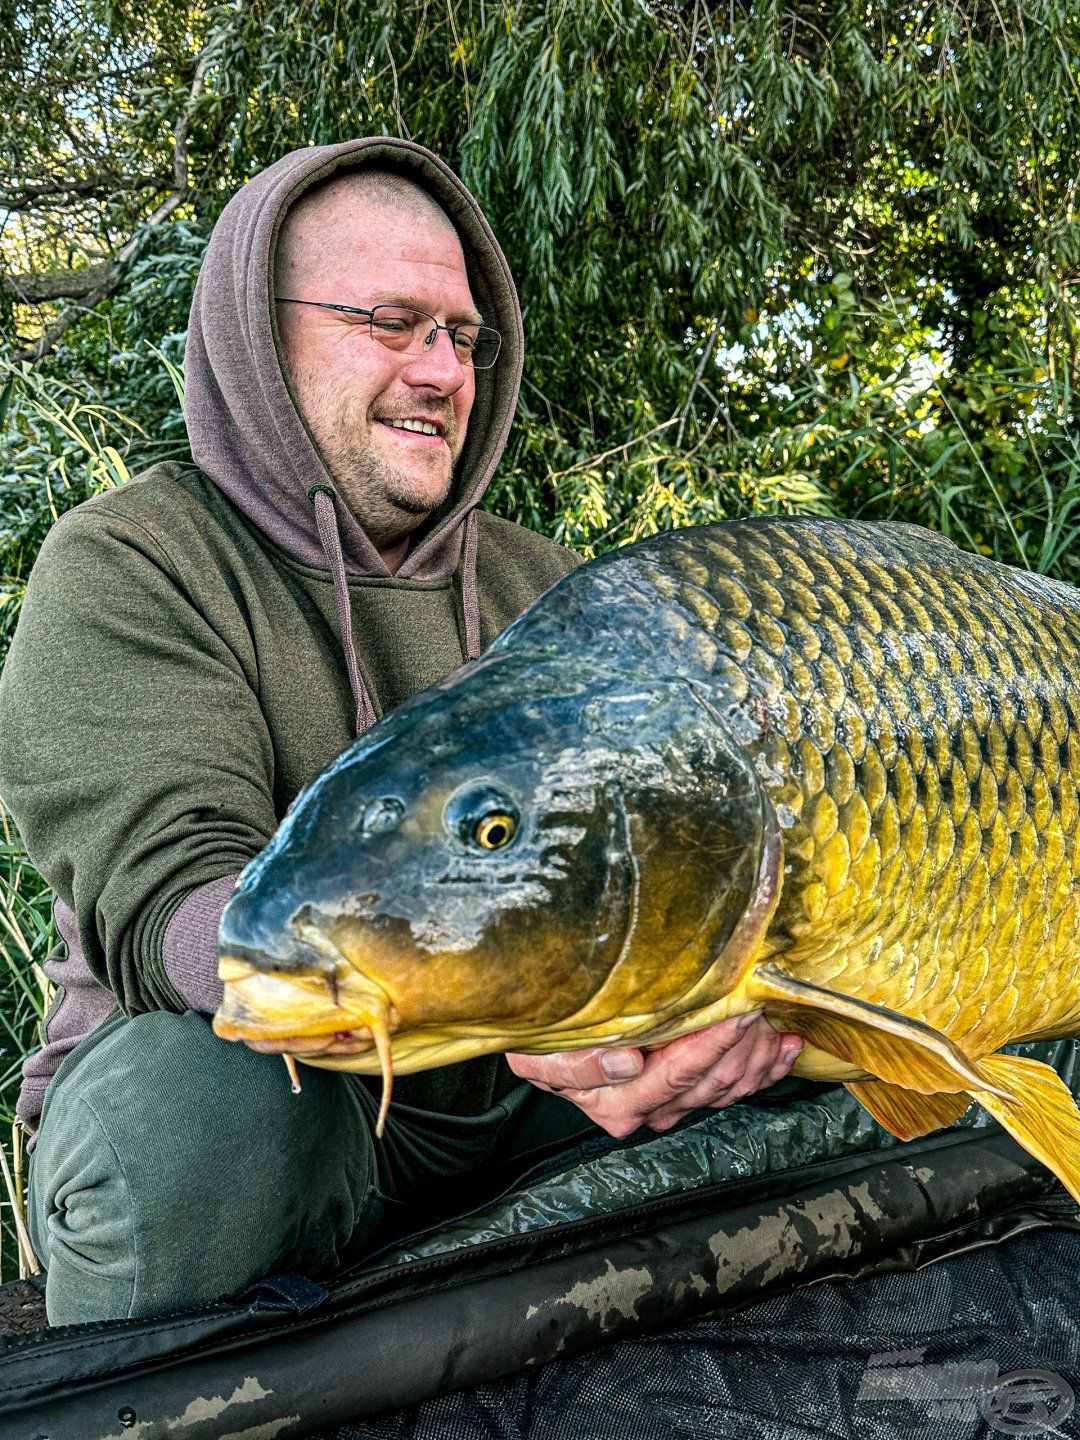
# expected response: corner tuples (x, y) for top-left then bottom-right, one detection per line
(103, 446), (131, 485)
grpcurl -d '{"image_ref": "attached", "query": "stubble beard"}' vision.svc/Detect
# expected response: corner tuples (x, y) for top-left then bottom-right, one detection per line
(299, 370), (455, 542)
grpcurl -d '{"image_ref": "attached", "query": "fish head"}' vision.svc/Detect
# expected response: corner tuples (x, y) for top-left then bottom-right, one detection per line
(213, 655), (780, 1073)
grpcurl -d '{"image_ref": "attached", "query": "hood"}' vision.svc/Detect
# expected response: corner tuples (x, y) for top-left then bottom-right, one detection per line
(183, 138), (524, 583)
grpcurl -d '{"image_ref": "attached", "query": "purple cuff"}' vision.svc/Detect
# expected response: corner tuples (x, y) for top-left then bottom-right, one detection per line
(161, 873), (241, 1014)
(17, 900), (118, 1138)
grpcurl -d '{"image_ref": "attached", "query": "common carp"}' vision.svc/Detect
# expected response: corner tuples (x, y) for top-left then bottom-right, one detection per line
(214, 518), (1080, 1199)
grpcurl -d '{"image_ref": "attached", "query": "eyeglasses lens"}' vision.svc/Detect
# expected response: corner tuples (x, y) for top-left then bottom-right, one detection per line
(368, 307), (501, 369)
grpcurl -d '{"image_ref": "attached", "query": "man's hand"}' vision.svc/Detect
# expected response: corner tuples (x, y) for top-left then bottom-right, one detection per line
(506, 1013), (803, 1138)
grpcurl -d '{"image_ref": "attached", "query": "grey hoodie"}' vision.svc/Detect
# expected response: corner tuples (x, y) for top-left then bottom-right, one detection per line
(1, 139), (578, 1128)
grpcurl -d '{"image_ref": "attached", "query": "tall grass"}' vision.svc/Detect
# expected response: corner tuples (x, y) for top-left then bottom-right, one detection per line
(0, 804), (50, 1279)
(838, 371), (1080, 586)
(0, 356), (178, 1279)
(918, 383), (1080, 583)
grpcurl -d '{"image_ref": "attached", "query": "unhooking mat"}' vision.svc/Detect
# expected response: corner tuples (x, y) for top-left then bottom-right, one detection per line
(2, 1042), (1078, 1440)
(327, 1225), (1080, 1440)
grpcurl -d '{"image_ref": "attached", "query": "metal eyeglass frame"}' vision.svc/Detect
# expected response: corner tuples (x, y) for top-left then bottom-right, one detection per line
(275, 298), (502, 370)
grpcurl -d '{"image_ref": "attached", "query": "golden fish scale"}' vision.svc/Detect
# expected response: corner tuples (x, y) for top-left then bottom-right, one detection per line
(655, 522), (1080, 1056)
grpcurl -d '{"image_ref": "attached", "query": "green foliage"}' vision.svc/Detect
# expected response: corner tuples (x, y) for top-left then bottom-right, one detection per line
(0, 802), (51, 1279)
(0, 360), (163, 656)
(4, 0), (1079, 556)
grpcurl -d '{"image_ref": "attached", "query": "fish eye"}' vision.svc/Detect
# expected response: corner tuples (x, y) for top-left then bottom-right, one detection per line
(474, 812), (517, 850)
(445, 786), (520, 852)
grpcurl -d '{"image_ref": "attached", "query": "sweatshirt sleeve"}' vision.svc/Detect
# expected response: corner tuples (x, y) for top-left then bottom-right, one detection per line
(0, 508), (278, 1014)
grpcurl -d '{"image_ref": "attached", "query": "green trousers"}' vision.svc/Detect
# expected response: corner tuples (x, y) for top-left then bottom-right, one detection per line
(27, 1010), (597, 1326)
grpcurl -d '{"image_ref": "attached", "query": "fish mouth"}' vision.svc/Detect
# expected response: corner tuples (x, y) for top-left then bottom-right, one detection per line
(213, 949), (399, 1135)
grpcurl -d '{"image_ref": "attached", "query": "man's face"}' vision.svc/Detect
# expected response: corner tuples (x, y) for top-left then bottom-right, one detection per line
(276, 198), (478, 549)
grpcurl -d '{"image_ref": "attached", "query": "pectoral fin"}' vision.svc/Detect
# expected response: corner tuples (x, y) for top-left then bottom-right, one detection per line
(970, 1053), (1080, 1205)
(845, 1078), (972, 1140)
(744, 965), (1080, 1203)
(747, 963), (1010, 1098)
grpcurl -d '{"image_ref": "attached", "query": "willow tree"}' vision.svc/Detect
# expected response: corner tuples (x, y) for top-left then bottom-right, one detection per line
(3, 0), (1080, 578)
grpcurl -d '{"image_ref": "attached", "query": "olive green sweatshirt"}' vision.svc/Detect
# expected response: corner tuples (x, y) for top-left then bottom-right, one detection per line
(0, 139), (579, 1124)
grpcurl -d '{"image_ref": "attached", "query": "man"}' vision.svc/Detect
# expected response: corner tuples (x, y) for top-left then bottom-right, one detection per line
(0, 139), (800, 1326)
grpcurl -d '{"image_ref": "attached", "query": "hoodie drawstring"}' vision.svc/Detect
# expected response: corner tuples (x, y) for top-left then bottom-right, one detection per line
(311, 487), (483, 737)
(460, 509), (482, 662)
(311, 487), (379, 735)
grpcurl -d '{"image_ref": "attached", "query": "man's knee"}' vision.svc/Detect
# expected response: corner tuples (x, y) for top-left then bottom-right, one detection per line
(29, 1009), (378, 1324)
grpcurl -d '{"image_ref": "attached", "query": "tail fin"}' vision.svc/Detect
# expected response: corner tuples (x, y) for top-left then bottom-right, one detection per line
(973, 1052), (1080, 1205)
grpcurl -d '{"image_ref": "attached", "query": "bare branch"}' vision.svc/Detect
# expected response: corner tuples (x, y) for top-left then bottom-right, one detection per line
(2, 261), (117, 303)
(9, 49), (213, 366)
(676, 319), (721, 447)
(545, 418), (680, 485)
(0, 174), (173, 212)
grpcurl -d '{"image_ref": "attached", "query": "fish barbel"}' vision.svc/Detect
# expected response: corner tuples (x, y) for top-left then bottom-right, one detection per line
(214, 518), (1080, 1194)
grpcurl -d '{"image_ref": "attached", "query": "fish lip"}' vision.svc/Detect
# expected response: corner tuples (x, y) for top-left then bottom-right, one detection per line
(219, 921), (399, 1027)
(213, 1013), (371, 1046)
(216, 939), (337, 981)
(212, 963), (385, 1049)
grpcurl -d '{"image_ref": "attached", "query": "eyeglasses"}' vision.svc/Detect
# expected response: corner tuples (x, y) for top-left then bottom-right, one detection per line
(275, 299), (502, 370)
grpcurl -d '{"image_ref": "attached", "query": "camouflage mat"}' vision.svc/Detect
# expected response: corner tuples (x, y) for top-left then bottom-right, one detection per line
(2, 1042), (1078, 1439)
(330, 1223), (1080, 1440)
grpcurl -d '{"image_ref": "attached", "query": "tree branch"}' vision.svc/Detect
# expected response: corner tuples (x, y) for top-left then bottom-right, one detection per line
(676, 320), (721, 447)
(3, 261), (117, 303)
(8, 49), (212, 366)
(0, 173), (173, 212)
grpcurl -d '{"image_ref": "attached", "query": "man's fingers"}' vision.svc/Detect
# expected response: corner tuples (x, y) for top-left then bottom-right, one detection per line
(643, 1021), (774, 1125)
(767, 1035), (804, 1086)
(507, 1015), (759, 1098)
(537, 1023), (759, 1137)
(648, 1027), (803, 1128)
(507, 1018), (802, 1140)
(506, 1046), (644, 1091)
(628, 1016), (766, 1112)
(719, 1019), (788, 1098)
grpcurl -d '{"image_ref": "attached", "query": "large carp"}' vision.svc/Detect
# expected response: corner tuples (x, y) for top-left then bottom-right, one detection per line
(214, 518), (1080, 1200)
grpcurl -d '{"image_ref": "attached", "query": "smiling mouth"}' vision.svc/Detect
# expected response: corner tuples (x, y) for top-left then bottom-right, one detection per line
(377, 418), (446, 442)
